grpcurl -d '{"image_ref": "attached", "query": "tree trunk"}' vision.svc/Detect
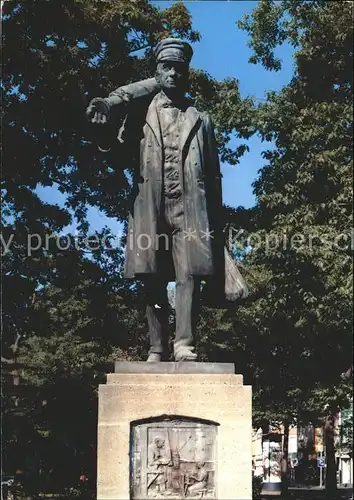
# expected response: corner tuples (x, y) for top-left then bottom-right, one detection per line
(281, 420), (289, 498)
(325, 410), (338, 499)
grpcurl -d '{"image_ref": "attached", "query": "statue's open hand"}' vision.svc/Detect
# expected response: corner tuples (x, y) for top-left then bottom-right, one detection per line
(86, 98), (110, 124)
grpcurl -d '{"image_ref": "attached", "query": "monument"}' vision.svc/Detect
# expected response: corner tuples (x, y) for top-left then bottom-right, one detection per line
(86, 38), (252, 499)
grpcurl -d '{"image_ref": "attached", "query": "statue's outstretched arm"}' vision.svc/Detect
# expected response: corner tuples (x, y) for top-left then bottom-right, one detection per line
(86, 78), (160, 152)
(107, 77), (160, 108)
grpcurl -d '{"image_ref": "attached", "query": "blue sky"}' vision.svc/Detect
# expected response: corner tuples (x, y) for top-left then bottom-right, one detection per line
(176, 1), (295, 208)
(36, 0), (295, 235)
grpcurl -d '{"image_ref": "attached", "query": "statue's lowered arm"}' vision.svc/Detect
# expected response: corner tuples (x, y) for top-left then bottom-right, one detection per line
(86, 77), (160, 151)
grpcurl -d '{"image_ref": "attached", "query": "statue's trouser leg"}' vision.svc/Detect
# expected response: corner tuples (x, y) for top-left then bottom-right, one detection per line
(164, 196), (201, 353)
(174, 273), (200, 353)
(145, 276), (169, 356)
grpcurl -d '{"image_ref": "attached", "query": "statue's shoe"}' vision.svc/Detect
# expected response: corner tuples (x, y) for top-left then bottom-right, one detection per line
(146, 353), (162, 362)
(174, 346), (197, 362)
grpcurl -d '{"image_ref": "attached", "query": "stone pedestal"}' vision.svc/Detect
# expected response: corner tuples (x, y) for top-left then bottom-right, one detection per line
(97, 362), (252, 500)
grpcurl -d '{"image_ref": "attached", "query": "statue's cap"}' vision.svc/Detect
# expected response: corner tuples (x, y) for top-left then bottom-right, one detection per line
(154, 38), (193, 65)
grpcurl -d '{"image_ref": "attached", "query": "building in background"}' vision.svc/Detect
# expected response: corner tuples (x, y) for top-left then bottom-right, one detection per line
(337, 405), (353, 486)
(252, 416), (353, 489)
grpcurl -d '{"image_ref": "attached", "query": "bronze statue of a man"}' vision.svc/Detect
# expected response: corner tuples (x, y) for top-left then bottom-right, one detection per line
(86, 38), (246, 362)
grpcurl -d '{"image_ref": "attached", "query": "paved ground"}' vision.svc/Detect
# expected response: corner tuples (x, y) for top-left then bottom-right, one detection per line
(3, 485), (353, 499)
(262, 486), (353, 500)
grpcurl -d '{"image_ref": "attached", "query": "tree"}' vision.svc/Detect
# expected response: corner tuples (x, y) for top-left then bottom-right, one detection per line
(2, 0), (255, 356)
(2, 0), (256, 493)
(237, 1), (353, 496)
(2, 0), (200, 491)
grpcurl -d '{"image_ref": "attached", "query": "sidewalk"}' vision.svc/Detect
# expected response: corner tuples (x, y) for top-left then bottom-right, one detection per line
(262, 486), (353, 500)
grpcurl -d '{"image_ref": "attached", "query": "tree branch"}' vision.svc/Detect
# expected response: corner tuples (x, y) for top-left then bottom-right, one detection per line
(1, 356), (17, 365)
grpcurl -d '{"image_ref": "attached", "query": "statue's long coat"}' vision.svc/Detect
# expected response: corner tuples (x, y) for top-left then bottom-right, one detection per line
(102, 79), (248, 303)
(120, 92), (223, 280)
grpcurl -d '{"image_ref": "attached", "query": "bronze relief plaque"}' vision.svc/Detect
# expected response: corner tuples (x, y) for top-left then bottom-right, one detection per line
(131, 417), (217, 499)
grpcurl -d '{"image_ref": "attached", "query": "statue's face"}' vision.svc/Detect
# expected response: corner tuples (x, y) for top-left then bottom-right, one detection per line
(155, 438), (164, 448)
(156, 61), (188, 94)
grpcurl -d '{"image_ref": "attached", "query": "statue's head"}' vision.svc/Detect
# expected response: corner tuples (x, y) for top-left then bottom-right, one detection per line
(155, 437), (165, 448)
(195, 460), (205, 469)
(154, 38), (193, 97)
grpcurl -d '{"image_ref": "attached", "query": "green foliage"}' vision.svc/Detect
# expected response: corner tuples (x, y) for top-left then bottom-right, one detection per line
(235, 0), (353, 448)
(2, 0), (256, 372)
(2, 0), (257, 493)
(339, 403), (353, 457)
(4, 0), (352, 493)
